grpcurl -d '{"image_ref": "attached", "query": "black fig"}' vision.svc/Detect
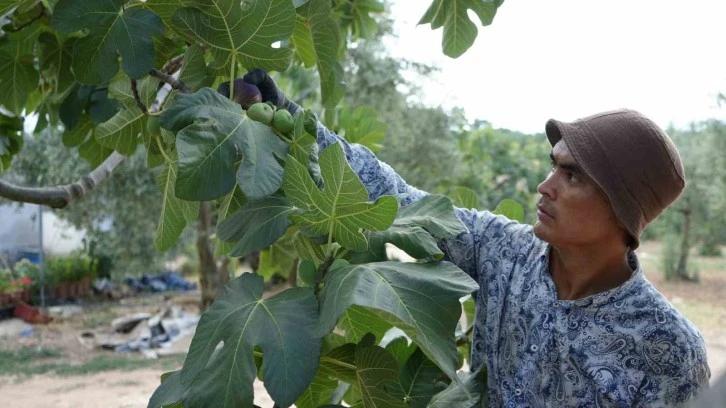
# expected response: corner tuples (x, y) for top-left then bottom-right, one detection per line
(217, 79), (262, 109)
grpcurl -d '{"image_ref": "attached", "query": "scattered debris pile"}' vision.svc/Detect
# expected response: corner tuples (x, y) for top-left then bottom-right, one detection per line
(79, 300), (199, 359)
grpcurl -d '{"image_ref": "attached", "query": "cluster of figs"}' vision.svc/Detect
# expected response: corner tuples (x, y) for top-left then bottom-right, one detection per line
(217, 79), (295, 137)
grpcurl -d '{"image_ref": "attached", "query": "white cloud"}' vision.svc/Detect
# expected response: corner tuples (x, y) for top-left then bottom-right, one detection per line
(386, 0), (726, 133)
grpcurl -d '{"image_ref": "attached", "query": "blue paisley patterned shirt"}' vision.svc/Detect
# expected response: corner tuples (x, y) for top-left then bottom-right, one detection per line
(307, 115), (711, 407)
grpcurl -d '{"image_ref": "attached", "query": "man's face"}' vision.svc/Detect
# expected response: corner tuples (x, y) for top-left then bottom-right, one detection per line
(533, 140), (625, 248)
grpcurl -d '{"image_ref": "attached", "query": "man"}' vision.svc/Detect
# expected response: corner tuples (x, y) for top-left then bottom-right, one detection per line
(243, 70), (710, 407)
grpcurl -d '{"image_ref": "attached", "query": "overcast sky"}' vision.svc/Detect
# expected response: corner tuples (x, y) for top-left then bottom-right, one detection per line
(385, 0), (726, 133)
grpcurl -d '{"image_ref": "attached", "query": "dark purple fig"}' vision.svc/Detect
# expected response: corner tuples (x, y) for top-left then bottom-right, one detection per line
(216, 79), (262, 109)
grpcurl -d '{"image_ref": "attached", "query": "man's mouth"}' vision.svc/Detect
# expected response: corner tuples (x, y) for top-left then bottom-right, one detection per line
(537, 203), (554, 220)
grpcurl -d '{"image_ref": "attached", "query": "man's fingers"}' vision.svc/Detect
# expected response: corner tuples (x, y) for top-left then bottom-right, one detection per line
(242, 69), (267, 86)
(243, 69), (279, 104)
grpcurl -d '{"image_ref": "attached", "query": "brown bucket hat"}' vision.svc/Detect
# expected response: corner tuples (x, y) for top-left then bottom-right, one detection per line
(545, 109), (686, 249)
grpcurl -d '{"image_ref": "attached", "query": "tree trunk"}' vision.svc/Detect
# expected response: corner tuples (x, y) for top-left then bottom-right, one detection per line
(676, 207), (694, 281)
(197, 202), (230, 311)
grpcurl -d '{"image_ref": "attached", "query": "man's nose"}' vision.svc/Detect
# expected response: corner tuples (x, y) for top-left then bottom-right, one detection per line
(537, 173), (556, 200)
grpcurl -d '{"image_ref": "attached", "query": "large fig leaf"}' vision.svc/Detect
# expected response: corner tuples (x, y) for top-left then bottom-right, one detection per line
(318, 261), (478, 380)
(159, 88), (288, 201)
(0, 30), (39, 115)
(217, 196), (296, 258)
(359, 195), (467, 261)
(178, 273), (322, 408)
(169, 0), (295, 75)
(426, 368), (485, 408)
(399, 348), (448, 408)
(319, 336), (407, 408)
(155, 160), (200, 251)
(418, 0), (504, 58)
(295, 0), (345, 107)
(282, 143), (397, 251)
(51, 0), (164, 84)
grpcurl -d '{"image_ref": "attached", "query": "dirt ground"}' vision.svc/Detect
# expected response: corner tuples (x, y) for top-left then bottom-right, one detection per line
(0, 241), (725, 408)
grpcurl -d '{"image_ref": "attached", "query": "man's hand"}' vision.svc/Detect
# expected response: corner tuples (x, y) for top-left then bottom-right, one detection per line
(242, 69), (291, 110)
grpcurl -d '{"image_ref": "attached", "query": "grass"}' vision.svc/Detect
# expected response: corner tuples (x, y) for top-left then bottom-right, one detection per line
(0, 347), (186, 380)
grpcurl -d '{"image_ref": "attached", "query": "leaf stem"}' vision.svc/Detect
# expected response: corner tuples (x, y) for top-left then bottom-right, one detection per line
(131, 79), (148, 114)
(155, 134), (172, 163)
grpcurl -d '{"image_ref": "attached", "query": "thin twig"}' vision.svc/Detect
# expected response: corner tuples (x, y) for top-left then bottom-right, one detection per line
(0, 152), (125, 209)
(149, 69), (192, 94)
(162, 54), (185, 75)
(130, 79), (148, 114)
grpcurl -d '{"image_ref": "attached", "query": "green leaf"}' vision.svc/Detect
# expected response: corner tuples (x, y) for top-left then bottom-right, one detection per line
(297, 258), (318, 287)
(145, 0), (197, 24)
(0, 49), (38, 115)
(283, 143), (397, 251)
(217, 196), (296, 258)
(79, 135), (113, 168)
(418, 0), (504, 58)
(257, 227), (298, 280)
(355, 344), (407, 407)
(337, 105), (386, 152)
(298, 0), (345, 107)
(38, 33), (75, 94)
(338, 305), (393, 344)
(0, 113), (24, 173)
(385, 336), (417, 371)
(178, 45), (215, 92)
(318, 261), (479, 380)
(87, 89), (120, 125)
(291, 14), (317, 68)
(318, 338), (406, 408)
(148, 371), (187, 408)
(426, 368), (485, 408)
(95, 107), (146, 155)
(450, 186), (479, 209)
(335, 0), (384, 40)
(492, 198), (525, 222)
(0, 0), (34, 16)
(155, 161), (200, 251)
(170, 0), (295, 75)
(62, 114), (94, 147)
(399, 348), (448, 408)
(362, 195), (468, 261)
(294, 370), (338, 408)
(236, 120), (289, 200)
(52, 0), (165, 83)
(160, 88), (288, 201)
(213, 184), (247, 257)
(108, 75), (158, 111)
(178, 274), (322, 408)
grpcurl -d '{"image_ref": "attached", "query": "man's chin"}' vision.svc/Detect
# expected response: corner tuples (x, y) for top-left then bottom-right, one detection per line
(533, 222), (550, 242)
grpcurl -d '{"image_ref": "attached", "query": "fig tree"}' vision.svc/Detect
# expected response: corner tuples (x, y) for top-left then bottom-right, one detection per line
(247, 102), (274, 125)
(272, 109), (294, 134)
(216, 79), (262, 109)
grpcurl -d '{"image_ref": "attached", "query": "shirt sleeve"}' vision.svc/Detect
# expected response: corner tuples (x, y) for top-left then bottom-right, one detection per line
(632, 333), (711, 407)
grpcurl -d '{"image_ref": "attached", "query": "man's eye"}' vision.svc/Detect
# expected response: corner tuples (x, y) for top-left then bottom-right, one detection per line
(567, 172), (577, 182)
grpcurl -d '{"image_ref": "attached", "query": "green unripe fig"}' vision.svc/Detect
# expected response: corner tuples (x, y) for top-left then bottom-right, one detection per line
(147, 115), (161, 136)
(216, 79), (262, 109)
(247, 102), (274, 125)
(272, 109), (294, 134)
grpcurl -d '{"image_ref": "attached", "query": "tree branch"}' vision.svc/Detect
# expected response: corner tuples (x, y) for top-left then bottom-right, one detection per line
(149, 69), (192, 94)
(0, 152), (125, 209)
(131, 79), (148, 114)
